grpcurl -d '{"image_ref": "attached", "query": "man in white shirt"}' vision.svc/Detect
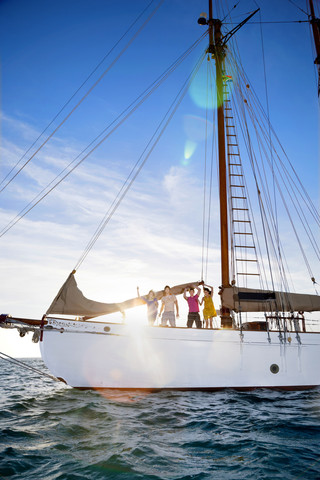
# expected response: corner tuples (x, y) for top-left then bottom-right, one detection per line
(159, 285), (179, 327)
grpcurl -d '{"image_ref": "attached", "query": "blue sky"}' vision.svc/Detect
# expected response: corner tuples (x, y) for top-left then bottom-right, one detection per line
(0, 0), (319, 356)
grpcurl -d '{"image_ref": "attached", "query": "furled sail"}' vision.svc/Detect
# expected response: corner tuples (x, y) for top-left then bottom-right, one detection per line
(222, 286), (320, 313)
(46, 271), (201, 318)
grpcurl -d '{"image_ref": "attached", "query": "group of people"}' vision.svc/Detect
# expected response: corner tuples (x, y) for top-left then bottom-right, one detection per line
(137, 283), (217, 329)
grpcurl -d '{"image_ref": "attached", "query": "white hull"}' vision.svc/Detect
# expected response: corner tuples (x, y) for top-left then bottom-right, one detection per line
(40, 317), (320, 389)
(40, 319), (320, 390)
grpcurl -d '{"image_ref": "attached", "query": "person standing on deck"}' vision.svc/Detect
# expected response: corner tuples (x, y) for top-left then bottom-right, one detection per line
(200, 284), (217, 329)
(137, 287), (158, 326)
(183, 285), (202, 329)
(159, 286), (179, 327)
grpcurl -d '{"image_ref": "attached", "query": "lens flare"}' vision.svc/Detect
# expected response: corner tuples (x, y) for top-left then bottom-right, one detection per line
(189, 57), (237, 110)
(180, 114), (214, 165)
(189, 62), (218, 109)
(183, 140), (197, 164)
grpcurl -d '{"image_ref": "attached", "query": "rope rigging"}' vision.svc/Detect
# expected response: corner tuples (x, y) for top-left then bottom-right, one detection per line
(235, 77), (313, 293)
(227, 32), (320, 227)
(198, 1), (319, 299)
(0, 31), (208, 240)
(220, 2), (241, 24)
(0, 0), (164, 194)
(257, 6), (282, 280)
(213, 7), (320, 303)
(0, 351), (62, 383)
(250, 77), (319, 286)
(287, 0), (309, 17)
(75, 51), (208, 270)
(201, 57), (210, 282)
(218, 11), (283, 294)
(223, 78), (266, 291)
(204, 111), (215, 283)
(200, 56), (216, 284)
(243, 85), (320, 265)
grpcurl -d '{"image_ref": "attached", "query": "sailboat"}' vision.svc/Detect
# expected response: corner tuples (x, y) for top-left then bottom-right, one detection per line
(1, 0), (320, 389)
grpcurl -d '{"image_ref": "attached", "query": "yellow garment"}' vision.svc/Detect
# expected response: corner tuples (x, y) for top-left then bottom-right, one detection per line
(203, 295), (217, 319)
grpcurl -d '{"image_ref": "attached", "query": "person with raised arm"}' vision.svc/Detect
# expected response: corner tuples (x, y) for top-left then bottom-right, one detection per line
(137, 287), (158, 326)
(183, 285), (202, 328)
(200, 284), (217, 329)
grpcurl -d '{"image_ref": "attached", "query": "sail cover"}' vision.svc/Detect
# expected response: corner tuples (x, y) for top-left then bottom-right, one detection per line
(222, 286), (320, 313)
(46, 271), (201, 318)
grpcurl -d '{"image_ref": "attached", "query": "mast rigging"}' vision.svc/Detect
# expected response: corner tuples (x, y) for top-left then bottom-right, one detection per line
(198, 1), (259, 328)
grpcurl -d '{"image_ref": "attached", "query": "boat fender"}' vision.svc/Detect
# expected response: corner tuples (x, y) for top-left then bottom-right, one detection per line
(19, 328), (27, 337)
(32, 330), (40, 343)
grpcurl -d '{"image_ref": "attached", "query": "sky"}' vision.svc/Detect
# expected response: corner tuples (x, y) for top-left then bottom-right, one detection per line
(0, 0), (319, 357)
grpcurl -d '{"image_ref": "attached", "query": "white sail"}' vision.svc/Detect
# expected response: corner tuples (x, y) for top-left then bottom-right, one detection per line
(46, 272), (125, 317)
(221, 287), (320, 313)
(46, 272), (201, 318)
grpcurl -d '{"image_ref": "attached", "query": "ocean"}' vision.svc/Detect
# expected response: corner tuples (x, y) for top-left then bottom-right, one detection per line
(0, 358), (320, 480)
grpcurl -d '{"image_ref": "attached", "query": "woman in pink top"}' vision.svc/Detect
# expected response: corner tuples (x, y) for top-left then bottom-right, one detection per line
(183, 285), (202, 328)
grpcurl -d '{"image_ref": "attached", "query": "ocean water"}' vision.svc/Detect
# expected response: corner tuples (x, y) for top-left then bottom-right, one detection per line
(1, 359), (320, 480)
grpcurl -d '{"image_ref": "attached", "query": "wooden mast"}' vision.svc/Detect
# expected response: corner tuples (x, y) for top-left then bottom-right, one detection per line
(198, 2), (259, 328)
(207, 0), (232, 328)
